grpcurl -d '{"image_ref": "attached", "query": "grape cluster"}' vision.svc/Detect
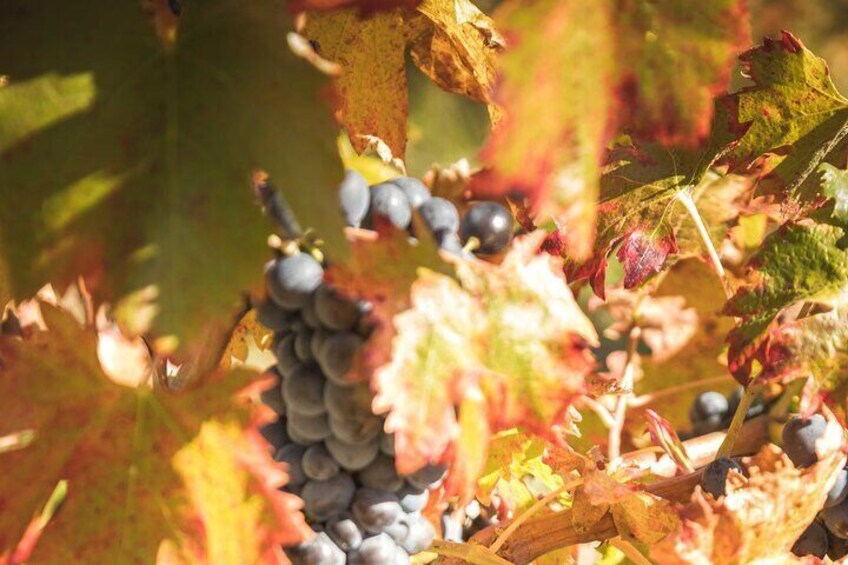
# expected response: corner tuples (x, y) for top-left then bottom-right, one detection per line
(687, 387), (766, 437)
(339, 171), (514, 256)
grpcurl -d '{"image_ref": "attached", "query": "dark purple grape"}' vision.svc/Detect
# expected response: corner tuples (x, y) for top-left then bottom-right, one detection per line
(792, 521), (829, 558)
(398, 484), (429, 513)
(310, 327), (333, 360)
(301, 444), (340, 480)
(459, 202), (513, 254)
(282, 365), (326, 416)
(288, 411), (332, 443)
(324, 381), (373, 418)
(318, 332), (363, 384)
(700, 457), (743, 498)
(286, 418), (320, 446)
(259, 370), (286, 416)
(259, 420), (289, 452)
(265, 253), (324, 310)
(824, 500), (848, 539)
(275, 444), (308, 487)
(369, 183), (412, 229)
(827, 469), (848, 509)
(352, 488), (403, 533)
(294, 327), (314, 363)
(783, 414), (827, 468)
(347, 532), (402, 564)
(397, 513), (435, 554)
(358, 454), (404, 492)
(829, 532), (848, 559)
(325, 434), (380, 471)
(275, 333), (301, 378)
(392, 177), (430, 209)
(325, 513), (363, 551)
(380, 432), (395, 456)
(329, 413), (382, 445)
(340, 170), (371, 227)
(301, 474), (356, 521)
(419, 197), (460, 236)
(301, 293), (320, 329)
(406, 464), (447, 490)
(689, 391), (729, 425)
(314, 284), (360, 331)
(256, 299), (295, 332)
(284, 531), (345, 565)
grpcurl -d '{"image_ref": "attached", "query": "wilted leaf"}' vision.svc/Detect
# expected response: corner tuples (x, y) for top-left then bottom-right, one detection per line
(725, 221), (848, 383)
(303, 0), (501, 158)
(651, 422), (846, 564)
(0, 0), (345, 360)
(340, 234), (596, 497)
(0, 304), (308, 562)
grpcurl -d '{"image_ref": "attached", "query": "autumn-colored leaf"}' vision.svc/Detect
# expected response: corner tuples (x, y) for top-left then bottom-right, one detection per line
(0, 0), (345, 363)
(569, 142), (753, 297)
(720, 32), (848, 208)
(651, 421), (846, 564)
(477, 0), (748, 259)
(725, 221), (848, 383)
(820, 163), (848, 222)
(337, 234), (596, 498)
(645, 409), (693, 475)
(221, 308), (274, 370)
(303, 0), (501, 158)
(290, 0), (421, 14)
(0, 304), (309, 562)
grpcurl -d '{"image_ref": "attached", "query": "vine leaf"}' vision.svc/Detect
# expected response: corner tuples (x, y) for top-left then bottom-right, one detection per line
(821, 163), (848, 222)
(303, 0), (502, 158)
(0, 304), (308, 563)
(475, 0), (748, 260)
(651, 423), (846, 564)
(720, 32), (848, 207)
(0, 0), (345, 362)
(725, 221), (848, 384)
(568, 142), (753, 297)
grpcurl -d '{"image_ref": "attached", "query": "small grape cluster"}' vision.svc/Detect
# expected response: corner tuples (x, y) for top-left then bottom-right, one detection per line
(687, 387), (766, 438)
(255, 172), (517, 563)
(339, 171), (514, 256)
(697, 413), (848, 559)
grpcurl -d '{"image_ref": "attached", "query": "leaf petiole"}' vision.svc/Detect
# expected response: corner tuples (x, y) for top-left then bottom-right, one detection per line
(676, 189), (734, 299)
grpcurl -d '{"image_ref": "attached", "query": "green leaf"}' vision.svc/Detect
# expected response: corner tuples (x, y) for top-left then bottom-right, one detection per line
(725, 221), (848, 381)
(821, 163), (848, 222)
(0, 0), (345, 356)
(0, 304), (308, 563)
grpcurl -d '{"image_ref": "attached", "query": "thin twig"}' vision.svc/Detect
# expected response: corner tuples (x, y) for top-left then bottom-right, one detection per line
(489, 479), (583, 554)
(609, 537), (654, 565)
(629, 375), (733, 408)
(608, 326), (642, 460)
(676, 190), (733, 300)
(717, 383), (762, 459)
(580, 396), (617, 428)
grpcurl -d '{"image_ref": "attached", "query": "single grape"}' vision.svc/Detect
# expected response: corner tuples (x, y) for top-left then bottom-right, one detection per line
(259, 420), (289, 452)
(325, 434), (380, 471)
(301, 474), (356, 521)
(314, 284), (360, 331)
(318, 332), (364, 384)
(274, 444), (308, 487)
(459, 202), (513, 254)
(827, 469), (848, 509)
(265, 253), (324, 310)
(792, 521), (829, 558)
(782, 414), (827, 468)
(689, 391), (729, 425)
(259, 367), (286, 416)
(275, 333), (301, 378)
(282, 365), (326, 416)
(397, 513), (435, 554)
(324, 381), (373, 418)
(380, 432), (396, 456)
(284, 531), (345, 565)
(288, 411), (332, 443)
(441, 513), (464, 542)
(347, 532), (402, 565)
(369, 182), (412, 229)
(406, 464), (447, 490)
(294, 327), (314, 363)
(329, 413), (382, 445)
(824, 500), (848, 539)
(301, 444), (340, 481)
(310, 327), (333, 360)
(286, 418), (320, 446)
(397, 484), (429, 513)
(256, 299), (295, 332)
(301, 293), (320, 329)
(700, 457), (743, 498)
(829, 532), (848, 559)
(339, 170), (371, 227)
(392, 177), (431, 209)
(352, 488), (403, 533)
(325, 513), (363, 551)
(358, 454), (404, 492)
(418, 197), (460, 236)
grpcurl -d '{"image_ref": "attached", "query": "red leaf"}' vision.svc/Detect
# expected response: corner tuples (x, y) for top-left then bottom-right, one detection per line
(616, 230), (679, 291)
